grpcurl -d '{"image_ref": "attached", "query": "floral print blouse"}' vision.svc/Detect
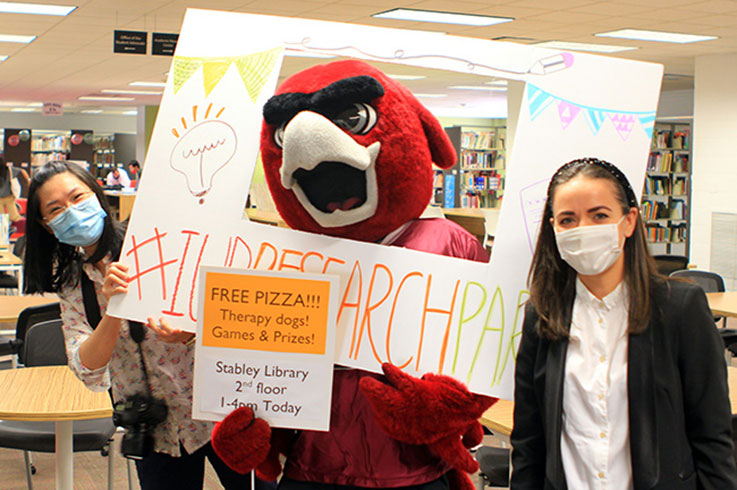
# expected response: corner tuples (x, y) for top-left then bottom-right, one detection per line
(59, 258), (213, 457)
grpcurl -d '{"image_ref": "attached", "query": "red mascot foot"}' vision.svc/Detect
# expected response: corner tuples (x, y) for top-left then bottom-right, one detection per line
(359, 363), (496, 474)
(211, 406), (273, 475)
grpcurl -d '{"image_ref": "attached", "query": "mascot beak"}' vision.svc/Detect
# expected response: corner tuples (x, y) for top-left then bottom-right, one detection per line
(280, 110), (380, 228)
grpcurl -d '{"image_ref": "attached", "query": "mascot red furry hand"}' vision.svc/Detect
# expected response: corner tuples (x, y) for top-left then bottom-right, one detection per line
(212, 60), (497, 490)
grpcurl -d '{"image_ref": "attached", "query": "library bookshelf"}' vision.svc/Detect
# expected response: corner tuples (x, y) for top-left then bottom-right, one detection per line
(642, 121), (691, 257)
(436, 123), (506, 210)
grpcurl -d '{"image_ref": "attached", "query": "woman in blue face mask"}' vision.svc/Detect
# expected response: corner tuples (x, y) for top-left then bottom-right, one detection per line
(23, 161), (275, 490)
(510, 158), (737, 490)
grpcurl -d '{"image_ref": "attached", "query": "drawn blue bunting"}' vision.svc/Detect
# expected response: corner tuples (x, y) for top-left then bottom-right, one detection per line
(526, 84), (655, 137)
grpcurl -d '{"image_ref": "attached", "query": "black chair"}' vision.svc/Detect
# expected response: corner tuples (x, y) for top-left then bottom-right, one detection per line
(670, 270), (727, 327)
(0, 235), (26, 293)
(0, 319), (118, 490)
(0, 302), (62, 367)
(475, 445), (510, 488)
(654, 254), (689, 276)
(669, 269), (737, 354)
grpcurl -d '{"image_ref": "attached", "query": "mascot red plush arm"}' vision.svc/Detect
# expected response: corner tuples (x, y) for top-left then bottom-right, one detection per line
(213, 60), (497, 490)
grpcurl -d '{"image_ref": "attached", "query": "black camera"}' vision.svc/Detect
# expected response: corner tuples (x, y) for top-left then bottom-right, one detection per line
(113, 394), (168, 460)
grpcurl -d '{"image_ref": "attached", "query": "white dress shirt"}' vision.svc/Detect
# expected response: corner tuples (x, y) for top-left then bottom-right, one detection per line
(106, 168), (131, 187)
(561, 278), (633, 490)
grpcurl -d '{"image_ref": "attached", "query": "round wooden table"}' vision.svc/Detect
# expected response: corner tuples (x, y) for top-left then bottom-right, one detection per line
(0, 365), (112, 490)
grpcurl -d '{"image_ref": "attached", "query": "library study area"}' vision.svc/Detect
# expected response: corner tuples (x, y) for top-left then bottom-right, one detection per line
(1, 1), (737, 489)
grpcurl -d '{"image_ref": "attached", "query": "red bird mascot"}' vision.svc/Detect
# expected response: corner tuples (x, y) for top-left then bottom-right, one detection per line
(212, 60), (497, 490)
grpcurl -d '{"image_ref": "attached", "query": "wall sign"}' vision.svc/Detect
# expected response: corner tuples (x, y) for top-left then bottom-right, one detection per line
(42, 102), (63, 116)
(153, 32), (179, 56)
(114, 30), (147, 54)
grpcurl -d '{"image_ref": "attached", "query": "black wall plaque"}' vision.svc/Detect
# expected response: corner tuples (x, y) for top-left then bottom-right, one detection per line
(114, 30), (147, 54)
(152, 32), (178, 56)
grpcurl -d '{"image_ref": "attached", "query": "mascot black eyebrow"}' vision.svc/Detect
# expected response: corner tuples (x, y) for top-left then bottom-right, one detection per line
(212, 60), (497, 490)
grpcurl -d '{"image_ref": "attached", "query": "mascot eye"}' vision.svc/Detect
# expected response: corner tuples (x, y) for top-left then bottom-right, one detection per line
(273, 124), (286, 148)
(333, 103), (377, 135)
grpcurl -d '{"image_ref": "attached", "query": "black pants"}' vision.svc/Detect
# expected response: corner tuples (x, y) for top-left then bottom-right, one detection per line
(134, 441), (277, 490)
(277, 475), (449, 490)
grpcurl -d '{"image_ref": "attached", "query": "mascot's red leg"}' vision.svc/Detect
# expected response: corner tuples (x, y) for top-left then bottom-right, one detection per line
(211, 406), (272, 475)
(446, 468), (477, 490)
(462, 422), (484, 449)
(429, 433), (479, 474)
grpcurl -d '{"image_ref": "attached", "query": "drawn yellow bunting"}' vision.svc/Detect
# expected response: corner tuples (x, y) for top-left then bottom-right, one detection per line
(173, 47), (283, 100)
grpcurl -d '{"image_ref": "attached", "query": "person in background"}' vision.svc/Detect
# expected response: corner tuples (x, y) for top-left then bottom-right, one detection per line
(511, 157), (737, 489)
(106, 165), (131, 188)
(128, 160), (141, 190)
(23, 160), (274, 490)
(0, 156), (29, 222)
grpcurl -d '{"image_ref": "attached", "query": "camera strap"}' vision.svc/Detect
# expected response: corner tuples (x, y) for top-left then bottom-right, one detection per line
(80, 266), (154, 396)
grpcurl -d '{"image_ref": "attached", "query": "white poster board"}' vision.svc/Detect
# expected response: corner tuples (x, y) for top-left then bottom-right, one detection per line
(108, 8), (663, 399)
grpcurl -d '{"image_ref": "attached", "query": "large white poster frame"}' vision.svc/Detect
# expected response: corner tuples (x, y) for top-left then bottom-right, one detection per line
(108, 8), (663, 399)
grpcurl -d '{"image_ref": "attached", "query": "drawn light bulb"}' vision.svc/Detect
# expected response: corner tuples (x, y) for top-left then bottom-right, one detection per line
(170, 120), (237, 203)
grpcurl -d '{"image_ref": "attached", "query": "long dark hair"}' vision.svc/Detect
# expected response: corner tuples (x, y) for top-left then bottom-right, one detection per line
(528, 157), (661, 340)
(24, 161), (124, 294)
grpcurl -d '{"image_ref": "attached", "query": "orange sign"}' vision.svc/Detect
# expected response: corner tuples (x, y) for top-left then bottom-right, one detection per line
(201, 270), (330, 354)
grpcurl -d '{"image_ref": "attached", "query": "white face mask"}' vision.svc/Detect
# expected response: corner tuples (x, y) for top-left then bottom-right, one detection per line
(554, 216), (625, 276)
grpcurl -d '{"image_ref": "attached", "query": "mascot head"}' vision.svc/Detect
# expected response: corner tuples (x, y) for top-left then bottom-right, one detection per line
(260, 60), (456, 242)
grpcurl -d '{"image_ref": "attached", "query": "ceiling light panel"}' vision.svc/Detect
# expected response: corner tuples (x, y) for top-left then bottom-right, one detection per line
(0, 2), (76, 15)
(373, 8), (513, 27)
(534, 40), (637, 53)
(0, 33), (36, 43)
(79, 96), (135, 101)
(596, 29), (717, 44)
(449, 85), (507, 91)
(387, 74), (427, 80)
(129, 81), (166, 87)
(101, 89), (163, 95)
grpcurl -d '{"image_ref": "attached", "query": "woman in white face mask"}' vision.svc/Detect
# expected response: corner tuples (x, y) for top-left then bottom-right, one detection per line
(23, 161), (275, 490)
(510, 158), (737, 490)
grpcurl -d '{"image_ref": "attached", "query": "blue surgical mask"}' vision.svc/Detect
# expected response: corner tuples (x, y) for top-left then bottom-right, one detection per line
(47, 195), (107, 247)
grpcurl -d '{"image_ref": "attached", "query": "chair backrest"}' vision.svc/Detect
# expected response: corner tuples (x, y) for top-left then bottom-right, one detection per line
(12, 234), (25, 259)
(14, 302), (61, 365)
(23, 319), (68, 367)
(654, 254), (689, 276)
(669, 269), (726, 293)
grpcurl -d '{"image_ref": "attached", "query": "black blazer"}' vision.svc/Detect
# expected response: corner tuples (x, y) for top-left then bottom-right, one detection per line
(511, 279), (737, 490)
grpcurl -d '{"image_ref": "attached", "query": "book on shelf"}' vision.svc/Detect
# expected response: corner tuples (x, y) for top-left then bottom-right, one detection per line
(461, 129), (506, 150)
(641, 200), (668, 221)
(31, 135), (70, 152)
(669, 222), (687, 242)
(94, 136), (114, 150)
(461, 172), (502, 192)
(461, 150), (501, 169)
(647, 152), (673, 172)
(669, 200), (686, 220)
(31, 151), (68, 166)
(645, 223), (669, 242)
(672, 154), (689, 173)
(671, 130), (689, 150)
(672, 176), (688, 196)
(653, 129), (672, 148)
(644, 175), (670, 195)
